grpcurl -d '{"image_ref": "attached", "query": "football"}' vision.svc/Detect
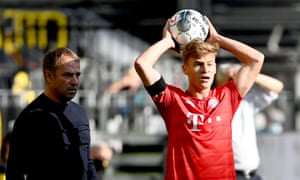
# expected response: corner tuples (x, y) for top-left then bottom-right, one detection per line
(168, 9), (209, 48)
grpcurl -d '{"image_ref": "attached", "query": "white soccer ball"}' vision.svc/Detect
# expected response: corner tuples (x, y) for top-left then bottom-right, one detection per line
(168, 9), (209, 47)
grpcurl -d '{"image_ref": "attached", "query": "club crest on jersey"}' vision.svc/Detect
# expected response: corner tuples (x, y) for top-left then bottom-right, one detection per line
(208, 98), (219, 108)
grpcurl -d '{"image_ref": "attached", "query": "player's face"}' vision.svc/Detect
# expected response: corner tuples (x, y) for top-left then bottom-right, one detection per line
(48, 55), (81, 103)
(183, 53), (216, 90)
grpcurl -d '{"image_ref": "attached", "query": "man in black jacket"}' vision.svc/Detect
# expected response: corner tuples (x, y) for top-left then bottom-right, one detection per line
(6, 47), (98, 180)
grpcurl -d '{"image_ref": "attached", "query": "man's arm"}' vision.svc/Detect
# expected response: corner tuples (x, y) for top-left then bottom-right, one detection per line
(221, 65), (284, 94)
(105, 67), (142, 94)
(87, 147), (99, 180)
(205, 17), (264, 97)
(255, 74), (284, 93)
(134, 20), (175, 87)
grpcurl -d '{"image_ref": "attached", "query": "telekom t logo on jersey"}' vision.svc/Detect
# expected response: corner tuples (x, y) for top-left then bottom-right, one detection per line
(186, 112), (221, 131)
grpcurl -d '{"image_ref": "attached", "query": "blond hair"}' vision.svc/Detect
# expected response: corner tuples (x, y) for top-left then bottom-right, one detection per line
(182, 39), (219, 64)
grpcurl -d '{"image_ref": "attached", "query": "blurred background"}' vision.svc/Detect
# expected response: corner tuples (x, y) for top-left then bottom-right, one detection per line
(0, 0), (299, 179)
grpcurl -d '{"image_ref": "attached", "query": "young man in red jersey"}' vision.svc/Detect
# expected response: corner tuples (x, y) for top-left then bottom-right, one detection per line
(134, 16), (264, 180)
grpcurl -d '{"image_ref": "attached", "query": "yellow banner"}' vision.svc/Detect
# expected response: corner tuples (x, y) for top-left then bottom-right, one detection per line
(1, 9), (68, 52)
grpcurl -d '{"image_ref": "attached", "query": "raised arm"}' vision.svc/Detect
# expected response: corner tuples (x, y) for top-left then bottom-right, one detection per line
(134, 20), (175, 86)
(255, 73), (284, 93)
(206, 17), (265, 97)
(105, 67), (142, 94)
(220, 64), (284, 94)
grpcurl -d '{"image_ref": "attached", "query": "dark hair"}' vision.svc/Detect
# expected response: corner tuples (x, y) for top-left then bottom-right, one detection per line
(42, 47), (79, 75)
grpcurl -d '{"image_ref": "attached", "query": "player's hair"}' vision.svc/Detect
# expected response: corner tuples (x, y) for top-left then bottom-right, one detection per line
(42, 47), (79, 75)
(182, 39), (219, 64)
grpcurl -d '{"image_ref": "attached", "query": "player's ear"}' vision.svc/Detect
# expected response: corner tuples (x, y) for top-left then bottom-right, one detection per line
(44, 70), (54, 83)
(182, 64), (188, 75)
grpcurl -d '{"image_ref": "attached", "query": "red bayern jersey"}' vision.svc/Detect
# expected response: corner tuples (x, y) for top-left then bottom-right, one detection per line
(152, 80), (242, 180)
